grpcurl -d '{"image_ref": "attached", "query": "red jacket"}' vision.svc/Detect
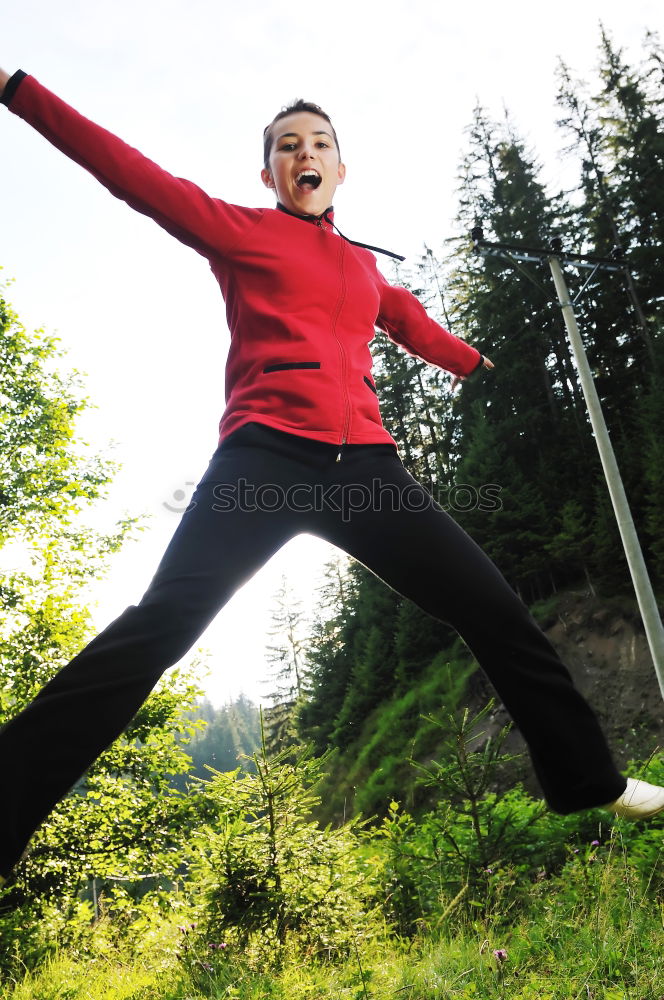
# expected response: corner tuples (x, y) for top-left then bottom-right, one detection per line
(2, 72), (483, 454)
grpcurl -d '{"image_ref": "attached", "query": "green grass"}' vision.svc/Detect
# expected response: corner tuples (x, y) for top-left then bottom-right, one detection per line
(4, 831), (663, 1000)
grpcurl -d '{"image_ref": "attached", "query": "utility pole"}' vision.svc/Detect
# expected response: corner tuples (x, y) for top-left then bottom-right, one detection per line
(471, 229), (664, 700)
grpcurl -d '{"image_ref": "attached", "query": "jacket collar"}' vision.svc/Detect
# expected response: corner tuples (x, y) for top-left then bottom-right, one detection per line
(276, 201), (334, 229)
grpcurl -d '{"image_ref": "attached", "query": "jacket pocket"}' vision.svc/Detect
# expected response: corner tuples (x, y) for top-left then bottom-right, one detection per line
(263, 361), (321, 373)
(363, 375), (377, 395)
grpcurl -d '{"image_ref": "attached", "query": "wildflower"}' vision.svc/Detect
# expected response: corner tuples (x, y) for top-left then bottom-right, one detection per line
(591, 839), (600, 846)
(484, 867), (494, 874)
(178, 926), (187, 933)
(493, 949), (508, 963)
(572, 848), (580, 854)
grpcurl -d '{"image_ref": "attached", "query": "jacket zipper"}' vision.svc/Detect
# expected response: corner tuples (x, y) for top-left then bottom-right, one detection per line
(318, 218), (350, 462)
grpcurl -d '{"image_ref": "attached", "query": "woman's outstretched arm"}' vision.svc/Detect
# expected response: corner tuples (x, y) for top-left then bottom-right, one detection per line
(374, 265), (490, 380)
(0, 69), (262, 259)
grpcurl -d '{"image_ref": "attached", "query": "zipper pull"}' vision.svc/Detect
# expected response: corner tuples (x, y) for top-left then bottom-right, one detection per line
(335, 437), (346, 462)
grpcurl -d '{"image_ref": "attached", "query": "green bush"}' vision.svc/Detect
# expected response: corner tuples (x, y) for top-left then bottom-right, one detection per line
(183, 726), (384, 971)
(371, 703), (663, 937)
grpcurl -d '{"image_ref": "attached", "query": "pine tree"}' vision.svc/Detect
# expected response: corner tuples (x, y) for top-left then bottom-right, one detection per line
(634, 352), (664, 586)
(330, 566), (401, 748)
(393, 598), (456, 692)
(370, 260), (461, 491)
(554, 29), (664, 593)
(297, 552), (358, 752)
(441, 105), (591, 599)
(262, 574), (310, 754)
(555, 48), (656, 420)
(545, 499), (596, 595)
(595, 27), (664, 340)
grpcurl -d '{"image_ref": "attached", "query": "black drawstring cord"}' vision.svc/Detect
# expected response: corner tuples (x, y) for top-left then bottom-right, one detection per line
(275, 202), (405, 261)
(321, 210), (405, 262)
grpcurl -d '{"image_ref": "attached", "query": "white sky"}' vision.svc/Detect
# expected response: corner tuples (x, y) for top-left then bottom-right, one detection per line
(1, 0), (661, 708)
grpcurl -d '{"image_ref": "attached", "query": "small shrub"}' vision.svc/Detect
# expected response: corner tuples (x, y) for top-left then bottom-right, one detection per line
(184, 720), (383, 968)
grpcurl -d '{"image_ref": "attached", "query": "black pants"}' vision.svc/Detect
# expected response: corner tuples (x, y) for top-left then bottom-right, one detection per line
(0, 421), (626, 875)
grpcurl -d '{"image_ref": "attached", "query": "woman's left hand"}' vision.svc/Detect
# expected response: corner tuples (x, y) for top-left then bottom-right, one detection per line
(452, 356), (494, 390)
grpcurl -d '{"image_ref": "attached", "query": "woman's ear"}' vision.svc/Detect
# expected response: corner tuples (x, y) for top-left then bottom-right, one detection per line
(261, 167), (275, 189)
(337, 161), (346, 185)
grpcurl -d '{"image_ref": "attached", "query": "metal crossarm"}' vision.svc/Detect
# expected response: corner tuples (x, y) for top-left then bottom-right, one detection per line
(472, 235), (626, 272)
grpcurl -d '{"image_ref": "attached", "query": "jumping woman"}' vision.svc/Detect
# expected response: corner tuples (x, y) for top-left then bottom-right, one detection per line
(1, 66), (663, 888)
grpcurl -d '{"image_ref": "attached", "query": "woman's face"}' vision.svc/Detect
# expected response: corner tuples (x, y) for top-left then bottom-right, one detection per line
(261, 111), (346, 216)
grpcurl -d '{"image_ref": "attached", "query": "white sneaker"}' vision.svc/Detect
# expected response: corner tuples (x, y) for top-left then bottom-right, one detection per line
(604, 777), (664, 820)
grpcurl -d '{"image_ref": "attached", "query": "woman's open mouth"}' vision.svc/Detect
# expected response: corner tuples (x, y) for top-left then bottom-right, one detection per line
(295, 169), (322, 192)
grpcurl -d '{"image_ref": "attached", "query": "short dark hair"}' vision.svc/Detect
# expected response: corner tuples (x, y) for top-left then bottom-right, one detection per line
(263, 99), (341, 169)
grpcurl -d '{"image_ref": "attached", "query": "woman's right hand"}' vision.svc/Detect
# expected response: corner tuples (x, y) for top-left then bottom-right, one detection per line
(0, 69), (11, 95)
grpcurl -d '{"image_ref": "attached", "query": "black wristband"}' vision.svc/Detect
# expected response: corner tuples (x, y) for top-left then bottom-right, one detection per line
(466, 353), (485, 378)
(1, 70), (28, 108)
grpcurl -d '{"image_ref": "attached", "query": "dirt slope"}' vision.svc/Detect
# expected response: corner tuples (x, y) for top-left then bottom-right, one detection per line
(466, 589), (664, 797)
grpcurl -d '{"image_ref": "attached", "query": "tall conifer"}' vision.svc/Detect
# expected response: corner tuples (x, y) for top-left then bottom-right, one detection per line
(442, 106), (589, 598)
(297, 553), (359, 752)
(263, 574), (310, 753)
